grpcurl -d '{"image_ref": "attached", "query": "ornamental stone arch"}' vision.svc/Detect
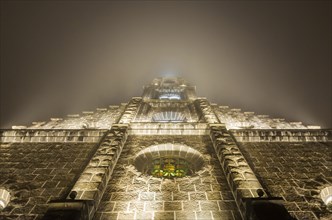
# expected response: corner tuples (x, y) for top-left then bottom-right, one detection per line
(134, 143), (205, 178)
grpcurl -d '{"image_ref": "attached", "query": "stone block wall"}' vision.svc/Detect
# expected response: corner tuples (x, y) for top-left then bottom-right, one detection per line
(238, 142), (332, 220)
(0, 129), (106, 143)
(95, 135), (241, 220)
(231, 130), (330, 142)
(0, 142), (97, 219)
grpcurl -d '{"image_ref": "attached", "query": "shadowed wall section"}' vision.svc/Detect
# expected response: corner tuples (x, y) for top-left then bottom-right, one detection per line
(237, 141), (332, 220)
(0, 141), (100, 219)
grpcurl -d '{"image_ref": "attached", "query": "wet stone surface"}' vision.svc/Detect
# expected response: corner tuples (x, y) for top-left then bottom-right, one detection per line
(95, 135), (240, 220)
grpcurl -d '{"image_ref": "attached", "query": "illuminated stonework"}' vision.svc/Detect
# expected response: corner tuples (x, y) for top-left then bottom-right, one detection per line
(0, 77), (330, 220)
(0, 189), (10, 211)
(321, 186), (332, 206)
(152, 111), (187, 122)
(159, 93), (181, 100)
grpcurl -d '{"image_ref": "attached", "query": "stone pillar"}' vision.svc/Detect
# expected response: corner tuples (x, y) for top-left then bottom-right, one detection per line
(60, 97), (142, 218)
(209, 124), (266, 219)
(194, 98), (220, 124)
(68, 124), (129, 218)
(118, 97), (142, 124)
(195, 98), (267, 219)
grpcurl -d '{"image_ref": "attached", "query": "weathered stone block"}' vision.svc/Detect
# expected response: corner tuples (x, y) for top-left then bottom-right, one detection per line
(117, 212), (135, 219)
(111, 192), (138, 201)
(161, 182), (178, 192)
(178, 182), (195, 192)
(145, 201), (163, 211)
(218, 201), (237, 210)
(113, 201), (129, 211)
(155, 192), (172, 201)
(128, 202), (144, 211)
(206, 192), (222, 200)
(189, 192), (207, 200)
(173, 192), (188, 201)
(154, 211), (175, 220)
(140, 192), (155, 201)
(212, 211), (235, 220)
(182, 201), (199, 210)
(135, 211), (153, 220)
(99, 213), (118, 220)
(164, 201), (182, 211)
(195, 184), (212, 191)
(200, 201), (220, 211)
(196, 211), (213, 219)
(98, 201), (115, 212)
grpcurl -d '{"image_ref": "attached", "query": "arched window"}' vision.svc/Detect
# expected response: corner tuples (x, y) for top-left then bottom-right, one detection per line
(134, 144), (204, 179)
(159, 93), (181, 100)
(152, 111), (186, 122)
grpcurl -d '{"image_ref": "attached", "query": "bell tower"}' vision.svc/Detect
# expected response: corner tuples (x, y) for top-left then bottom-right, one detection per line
(135, 77), (199, 123)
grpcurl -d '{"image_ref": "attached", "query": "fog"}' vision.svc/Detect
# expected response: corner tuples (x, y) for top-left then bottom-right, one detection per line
(1, 1), (331, 128)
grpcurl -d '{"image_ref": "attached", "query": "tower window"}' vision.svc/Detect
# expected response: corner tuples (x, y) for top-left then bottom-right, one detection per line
(152, 111), (186, 122)
(159, 93), (181, 100)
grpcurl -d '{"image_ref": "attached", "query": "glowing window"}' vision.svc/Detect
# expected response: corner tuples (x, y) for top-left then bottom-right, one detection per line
(152, 111), (186, 122)
(151, 158), (191, 178)
(159, 93), (181, 100)
(134, 144), (204, 179)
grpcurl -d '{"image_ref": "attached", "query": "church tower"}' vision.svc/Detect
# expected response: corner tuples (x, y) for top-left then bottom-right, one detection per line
(0, 77), (331, 220)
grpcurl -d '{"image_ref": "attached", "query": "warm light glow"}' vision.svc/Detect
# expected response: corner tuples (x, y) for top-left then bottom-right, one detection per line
(159, 93), (181, 100)
(320, 186), (332, 206)
(152, 111), (186, 122)
(0, 200), (5, 210)
(151, 157), (190, 178)
(0, 189), (10, 210)
(134, 143), (204, 177)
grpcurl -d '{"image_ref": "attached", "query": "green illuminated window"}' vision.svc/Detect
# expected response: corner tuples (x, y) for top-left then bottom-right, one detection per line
(151, 158), (191, 178)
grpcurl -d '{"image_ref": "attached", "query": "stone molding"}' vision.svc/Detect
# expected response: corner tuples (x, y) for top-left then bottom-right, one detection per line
(129, 122), (208, 135)
(0, 129), (106, 143)
(231, 129), (331, 142)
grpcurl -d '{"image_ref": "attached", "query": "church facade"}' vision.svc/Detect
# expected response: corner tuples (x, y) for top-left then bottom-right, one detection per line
(0, 77), (331, 220)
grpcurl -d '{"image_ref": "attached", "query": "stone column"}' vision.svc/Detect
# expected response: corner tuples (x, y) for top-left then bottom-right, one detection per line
(67, 97), (143, 218)
(195, 98), (266, 219)
(68, 124), (129, 218)
(209, 124), (266, 219)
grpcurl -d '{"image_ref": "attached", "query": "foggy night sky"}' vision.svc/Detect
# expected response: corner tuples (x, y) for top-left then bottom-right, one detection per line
(0, 1), (331, 128)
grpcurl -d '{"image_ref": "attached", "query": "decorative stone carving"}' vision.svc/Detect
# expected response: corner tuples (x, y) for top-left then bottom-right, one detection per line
(194, 98), (220, 124)
(209, 124), (266, 218)
(118, 98), (142, 124)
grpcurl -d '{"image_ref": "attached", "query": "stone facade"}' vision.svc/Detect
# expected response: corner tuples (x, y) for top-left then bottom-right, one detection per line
(0, 77), (331, 220)
(238, 142), (332, 220)
(95, 135), (240, 220)
(0, 142), (98, 219)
